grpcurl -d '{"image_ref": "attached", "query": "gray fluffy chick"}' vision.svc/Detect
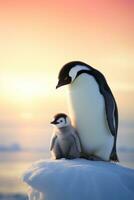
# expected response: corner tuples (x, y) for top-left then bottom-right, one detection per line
(50, 113), (81, 159)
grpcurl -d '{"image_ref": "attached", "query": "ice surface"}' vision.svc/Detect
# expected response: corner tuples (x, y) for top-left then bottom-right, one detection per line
(23, 159), (134, 200)
(0, 194), (27, 200)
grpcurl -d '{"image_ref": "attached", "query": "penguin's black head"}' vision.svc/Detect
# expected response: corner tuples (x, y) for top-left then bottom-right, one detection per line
(51, 113), (71, 128)
(56, 61), (92, 89)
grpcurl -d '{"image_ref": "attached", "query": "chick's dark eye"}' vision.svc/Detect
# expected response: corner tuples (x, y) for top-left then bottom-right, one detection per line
(60, 120), (63, 122)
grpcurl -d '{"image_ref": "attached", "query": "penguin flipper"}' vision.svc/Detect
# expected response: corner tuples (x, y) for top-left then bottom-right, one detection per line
(92, 70), (119, 161)
(103, 87), (119, 162)
(50, 135), (57, 151)
(91, 69), (118, 137)
(103, 88), (118, 137)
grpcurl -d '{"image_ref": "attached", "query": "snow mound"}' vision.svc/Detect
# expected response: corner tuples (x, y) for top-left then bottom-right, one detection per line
(23, 159), (134, 200)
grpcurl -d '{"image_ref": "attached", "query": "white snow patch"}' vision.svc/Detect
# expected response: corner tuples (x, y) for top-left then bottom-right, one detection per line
(23, 159), (134, 200)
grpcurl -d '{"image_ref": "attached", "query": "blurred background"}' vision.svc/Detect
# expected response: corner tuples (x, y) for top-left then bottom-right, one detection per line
(0, 0), (134, 199)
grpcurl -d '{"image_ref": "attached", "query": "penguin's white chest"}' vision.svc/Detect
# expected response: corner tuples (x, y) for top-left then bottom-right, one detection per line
(68, 74), (113, 159)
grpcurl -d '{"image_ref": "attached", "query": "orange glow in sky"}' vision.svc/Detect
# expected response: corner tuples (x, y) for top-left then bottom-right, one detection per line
(0, 0), (134, 148)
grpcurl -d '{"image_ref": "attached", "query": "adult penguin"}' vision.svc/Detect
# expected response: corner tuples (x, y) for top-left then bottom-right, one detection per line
(56, 61), (119, 161)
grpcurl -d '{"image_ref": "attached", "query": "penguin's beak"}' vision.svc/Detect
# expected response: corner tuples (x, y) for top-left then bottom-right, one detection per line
(56, 81), (63, 89)
(56, 78), (71, 89)
(50, 121), (55, 124)
(50, 120), (58, 125)
(56, 84), (60, 89)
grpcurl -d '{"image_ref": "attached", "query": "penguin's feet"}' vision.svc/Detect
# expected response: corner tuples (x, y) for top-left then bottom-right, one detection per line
(80, 153), (105, 161)
(66, 155), (78, 159)
(87, 155), (105, 161)
(80, 152), (90, 160)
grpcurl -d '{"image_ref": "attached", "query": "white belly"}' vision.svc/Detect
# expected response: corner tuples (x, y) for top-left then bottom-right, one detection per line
(68, 74), (114, 160)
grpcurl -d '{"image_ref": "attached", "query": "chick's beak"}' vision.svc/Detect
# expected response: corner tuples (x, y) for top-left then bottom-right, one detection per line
(50, 121), (55, 124)
(51, 120), (59, 125)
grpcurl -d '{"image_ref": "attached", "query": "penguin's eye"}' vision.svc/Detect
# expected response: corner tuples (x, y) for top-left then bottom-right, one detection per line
(60, 120), (63, 122)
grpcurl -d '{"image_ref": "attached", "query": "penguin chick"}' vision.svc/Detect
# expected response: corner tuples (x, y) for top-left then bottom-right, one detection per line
(50, 113), (81, 159)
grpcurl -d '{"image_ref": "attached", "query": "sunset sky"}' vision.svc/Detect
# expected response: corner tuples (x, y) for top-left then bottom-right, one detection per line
(0, 0), (134, 150)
